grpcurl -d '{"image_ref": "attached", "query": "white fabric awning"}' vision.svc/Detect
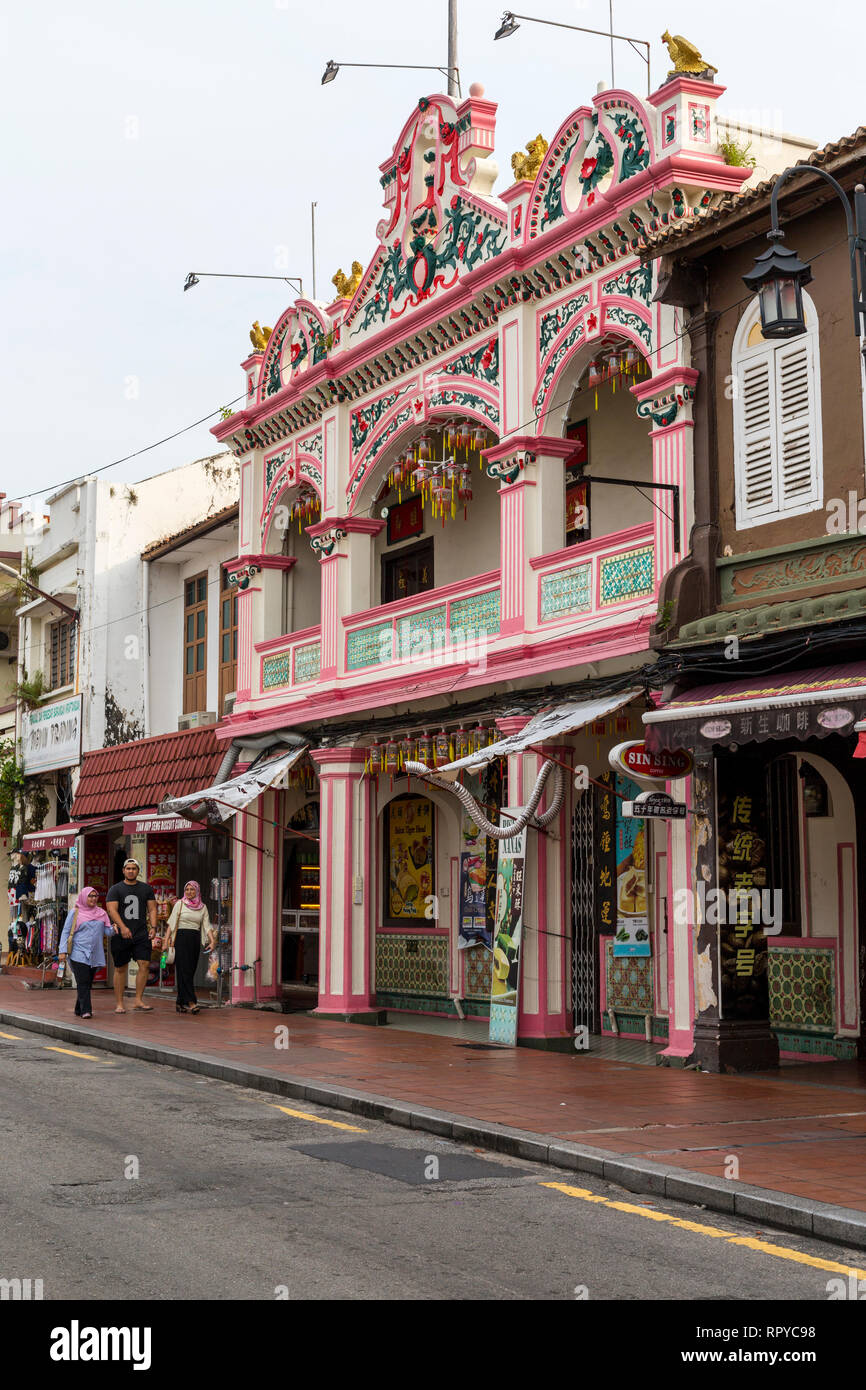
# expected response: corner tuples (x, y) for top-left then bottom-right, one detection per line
(437, 690), (642, 773)
(159, 746), (308, 822)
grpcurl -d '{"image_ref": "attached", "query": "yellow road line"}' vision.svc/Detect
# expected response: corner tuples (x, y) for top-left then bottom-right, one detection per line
(270, 1103), (367, 1133)
(44, 1046), (113, 1065)
(0, 1030), (24, 1040)
(541, 1182), (866, 1280)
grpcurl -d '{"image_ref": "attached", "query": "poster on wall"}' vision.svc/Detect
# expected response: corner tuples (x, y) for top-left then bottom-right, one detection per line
(613, 775), (649, 957)
(488, 812), (527, 1047)
(386, 797), (433, 922)
(458, 809), (488, 948)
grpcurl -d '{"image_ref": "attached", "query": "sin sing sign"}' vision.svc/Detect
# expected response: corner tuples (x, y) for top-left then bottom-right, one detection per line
(608, 742), (693, 784)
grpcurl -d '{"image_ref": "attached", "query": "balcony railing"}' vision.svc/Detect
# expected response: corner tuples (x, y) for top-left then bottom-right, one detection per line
(258, 625), (322, 692)
(530, 523), (655, 626)
(343, 571), (501, 674)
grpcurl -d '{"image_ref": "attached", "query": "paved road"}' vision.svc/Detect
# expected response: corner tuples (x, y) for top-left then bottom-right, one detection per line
(1, 1024), (864, 1302)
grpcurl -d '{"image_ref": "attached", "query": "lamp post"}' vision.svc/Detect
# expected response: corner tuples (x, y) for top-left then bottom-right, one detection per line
(321, 59), (461, 96)
(743, 166), (866, 355)
(493, 9), (651, 94)
(183, 272), (304, 295)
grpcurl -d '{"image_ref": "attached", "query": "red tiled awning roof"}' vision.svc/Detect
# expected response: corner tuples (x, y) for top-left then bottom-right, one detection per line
(71, 727), (227, 820)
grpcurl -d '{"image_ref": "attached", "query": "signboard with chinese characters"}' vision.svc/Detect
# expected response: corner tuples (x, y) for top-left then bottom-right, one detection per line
(716, 754), (770, 1020)
(387, 494), (424, 545)
(21, 694), (82, 774)
(594, 773), (617, 937)
(488, 813), (527, 1047)
(614, 776), (649, 957)
(458, 809), (488, 948)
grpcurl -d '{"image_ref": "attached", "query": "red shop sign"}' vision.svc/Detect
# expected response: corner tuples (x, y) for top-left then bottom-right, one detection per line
(608, 741), (693, 782)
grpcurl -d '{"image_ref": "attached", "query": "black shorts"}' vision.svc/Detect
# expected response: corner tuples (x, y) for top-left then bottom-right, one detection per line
(109, 931), (152, 967)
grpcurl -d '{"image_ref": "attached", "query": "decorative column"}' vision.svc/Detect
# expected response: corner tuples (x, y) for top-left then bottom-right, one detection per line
(307, 518), (385, 680)
(310, 747), (383, 1023)
(224, 556), (296, 700)
(494, 718), (572, 1048)
(484, 436), (575, 636)
(632, 369), (699, 589)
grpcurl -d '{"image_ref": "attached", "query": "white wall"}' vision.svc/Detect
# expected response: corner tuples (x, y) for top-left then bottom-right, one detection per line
(147, 523), (239, 735)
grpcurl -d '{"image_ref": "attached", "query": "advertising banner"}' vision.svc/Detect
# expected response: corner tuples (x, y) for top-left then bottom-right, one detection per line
(613, 775), (649, 957)
(386, 796), (433, 922)
(21, 694), (82, 774)
(457, 806), (489, 948)
(488, 812), (527, 1047)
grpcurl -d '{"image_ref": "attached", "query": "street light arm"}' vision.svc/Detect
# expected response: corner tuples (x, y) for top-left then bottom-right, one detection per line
(768, 164), (856, 242)
(496, 13), (651, 92)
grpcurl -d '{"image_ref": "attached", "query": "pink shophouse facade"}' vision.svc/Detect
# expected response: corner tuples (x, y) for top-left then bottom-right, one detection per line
(204, 73), (755, 1053)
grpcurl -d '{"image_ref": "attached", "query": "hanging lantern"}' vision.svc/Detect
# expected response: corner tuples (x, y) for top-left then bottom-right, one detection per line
(457, 423), (472, 451)
(587, 359), (605, 390)
(458, 468), (472, 503)
(418, 435), (432, 462)
(469, 722), (486, 753)
(434, 729), (451, 766)
(432, 475), (450, 515)
(473, 426), (487, 451)
(413, 460), (432, 495)
(416, 731), (433, 766)
(366, 740), (382, 776)
(384, 737), (400, 777)
(401, 732), (417, 766)
(444, 457), (460, 484)
(453, 726), (470, 760)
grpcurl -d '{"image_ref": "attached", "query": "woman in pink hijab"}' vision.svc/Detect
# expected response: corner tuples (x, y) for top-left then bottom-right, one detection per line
(165, 881), (215, 1014)
(58, 887), (114, 1019)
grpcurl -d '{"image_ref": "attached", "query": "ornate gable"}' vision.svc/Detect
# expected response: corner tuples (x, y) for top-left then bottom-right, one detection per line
(342, 91), (507, 345)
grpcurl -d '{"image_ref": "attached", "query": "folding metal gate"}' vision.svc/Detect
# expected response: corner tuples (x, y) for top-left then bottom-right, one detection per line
(571, 793), (598, 1033)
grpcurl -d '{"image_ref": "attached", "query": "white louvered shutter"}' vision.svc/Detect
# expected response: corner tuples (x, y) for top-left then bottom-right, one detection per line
(738, 354), (777, 521)
(775, 338), (819, 510)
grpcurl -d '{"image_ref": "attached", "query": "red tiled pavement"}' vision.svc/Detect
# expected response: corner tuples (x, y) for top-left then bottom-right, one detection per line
(3, 973), (866, 1212)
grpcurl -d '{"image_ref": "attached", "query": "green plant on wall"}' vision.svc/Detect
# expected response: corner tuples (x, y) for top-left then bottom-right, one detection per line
(0, 740), (24, 839)
(0, 740), (48, 839)
(15, 669), (45, 709)
(16, 553), (40, 606)
(719, 136), (756, 168)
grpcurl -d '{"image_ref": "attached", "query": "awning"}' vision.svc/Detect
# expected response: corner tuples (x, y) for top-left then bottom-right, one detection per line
(20, 816), (118, 852)
(644, 662), (866, 753)
(122, 813), (201, 835)
(435, 690), (642, 773)
(158, 746), (308, 822)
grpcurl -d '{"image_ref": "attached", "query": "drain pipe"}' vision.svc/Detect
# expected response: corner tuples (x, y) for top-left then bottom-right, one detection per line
(215, 729), (308, 785)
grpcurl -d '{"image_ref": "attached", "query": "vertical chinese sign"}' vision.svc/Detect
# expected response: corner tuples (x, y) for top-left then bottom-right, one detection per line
(488, 812), (527, 1046)
(613, 775), (649, 958)
(717, 754), (770, 1020)
(594, 773), (617, 942)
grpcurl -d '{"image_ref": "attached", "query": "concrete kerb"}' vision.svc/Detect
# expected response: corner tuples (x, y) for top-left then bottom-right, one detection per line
(4, 1005), (866, 1251)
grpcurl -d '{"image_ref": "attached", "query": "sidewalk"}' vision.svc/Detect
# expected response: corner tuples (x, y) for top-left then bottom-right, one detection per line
(3, 972), (866, 1246)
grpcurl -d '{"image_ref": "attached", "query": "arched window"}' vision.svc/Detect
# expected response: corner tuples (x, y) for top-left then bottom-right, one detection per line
(732, 291), (823, 529)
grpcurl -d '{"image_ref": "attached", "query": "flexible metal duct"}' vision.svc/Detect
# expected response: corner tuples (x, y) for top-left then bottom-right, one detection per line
(403, 758), (564, 838)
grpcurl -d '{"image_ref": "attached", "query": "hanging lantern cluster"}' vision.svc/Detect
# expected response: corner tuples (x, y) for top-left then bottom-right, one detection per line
(385, 423), (492, 525)
(290, 489), (321, 531)
(363, 722), (500, 781)
(284, 755), (317, 792)
(585, 344), (649, 410)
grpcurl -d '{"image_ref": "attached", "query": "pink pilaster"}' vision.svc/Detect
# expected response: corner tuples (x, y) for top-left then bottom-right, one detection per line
(318, 554), (342, 680)
(631, 368), (699, 583)
(310, 748), (376, 1016)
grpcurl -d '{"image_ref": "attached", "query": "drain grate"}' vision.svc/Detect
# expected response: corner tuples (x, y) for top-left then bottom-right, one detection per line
(455, 1043), (509, 1051)
(291, 1140), (530, 1185)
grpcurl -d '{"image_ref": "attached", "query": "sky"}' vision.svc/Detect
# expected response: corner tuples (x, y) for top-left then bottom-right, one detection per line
(2, 0), (863, 506)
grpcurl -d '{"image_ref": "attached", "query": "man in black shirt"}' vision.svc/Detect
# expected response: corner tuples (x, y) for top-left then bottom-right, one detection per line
(106, 859), (158, 1013)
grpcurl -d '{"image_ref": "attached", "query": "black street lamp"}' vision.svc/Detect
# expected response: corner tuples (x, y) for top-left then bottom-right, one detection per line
(493, 8), (651, 93)
(183, 271), (304, 295)
(744, 166), (866, 350)
(321, 59), (461, 96)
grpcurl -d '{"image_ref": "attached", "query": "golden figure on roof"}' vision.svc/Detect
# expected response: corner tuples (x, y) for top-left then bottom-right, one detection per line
(332, 261), (364, 300)
(511, 134), (549, 183)
(249, 321), (273, 353)
(661, 31), (718, 77)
